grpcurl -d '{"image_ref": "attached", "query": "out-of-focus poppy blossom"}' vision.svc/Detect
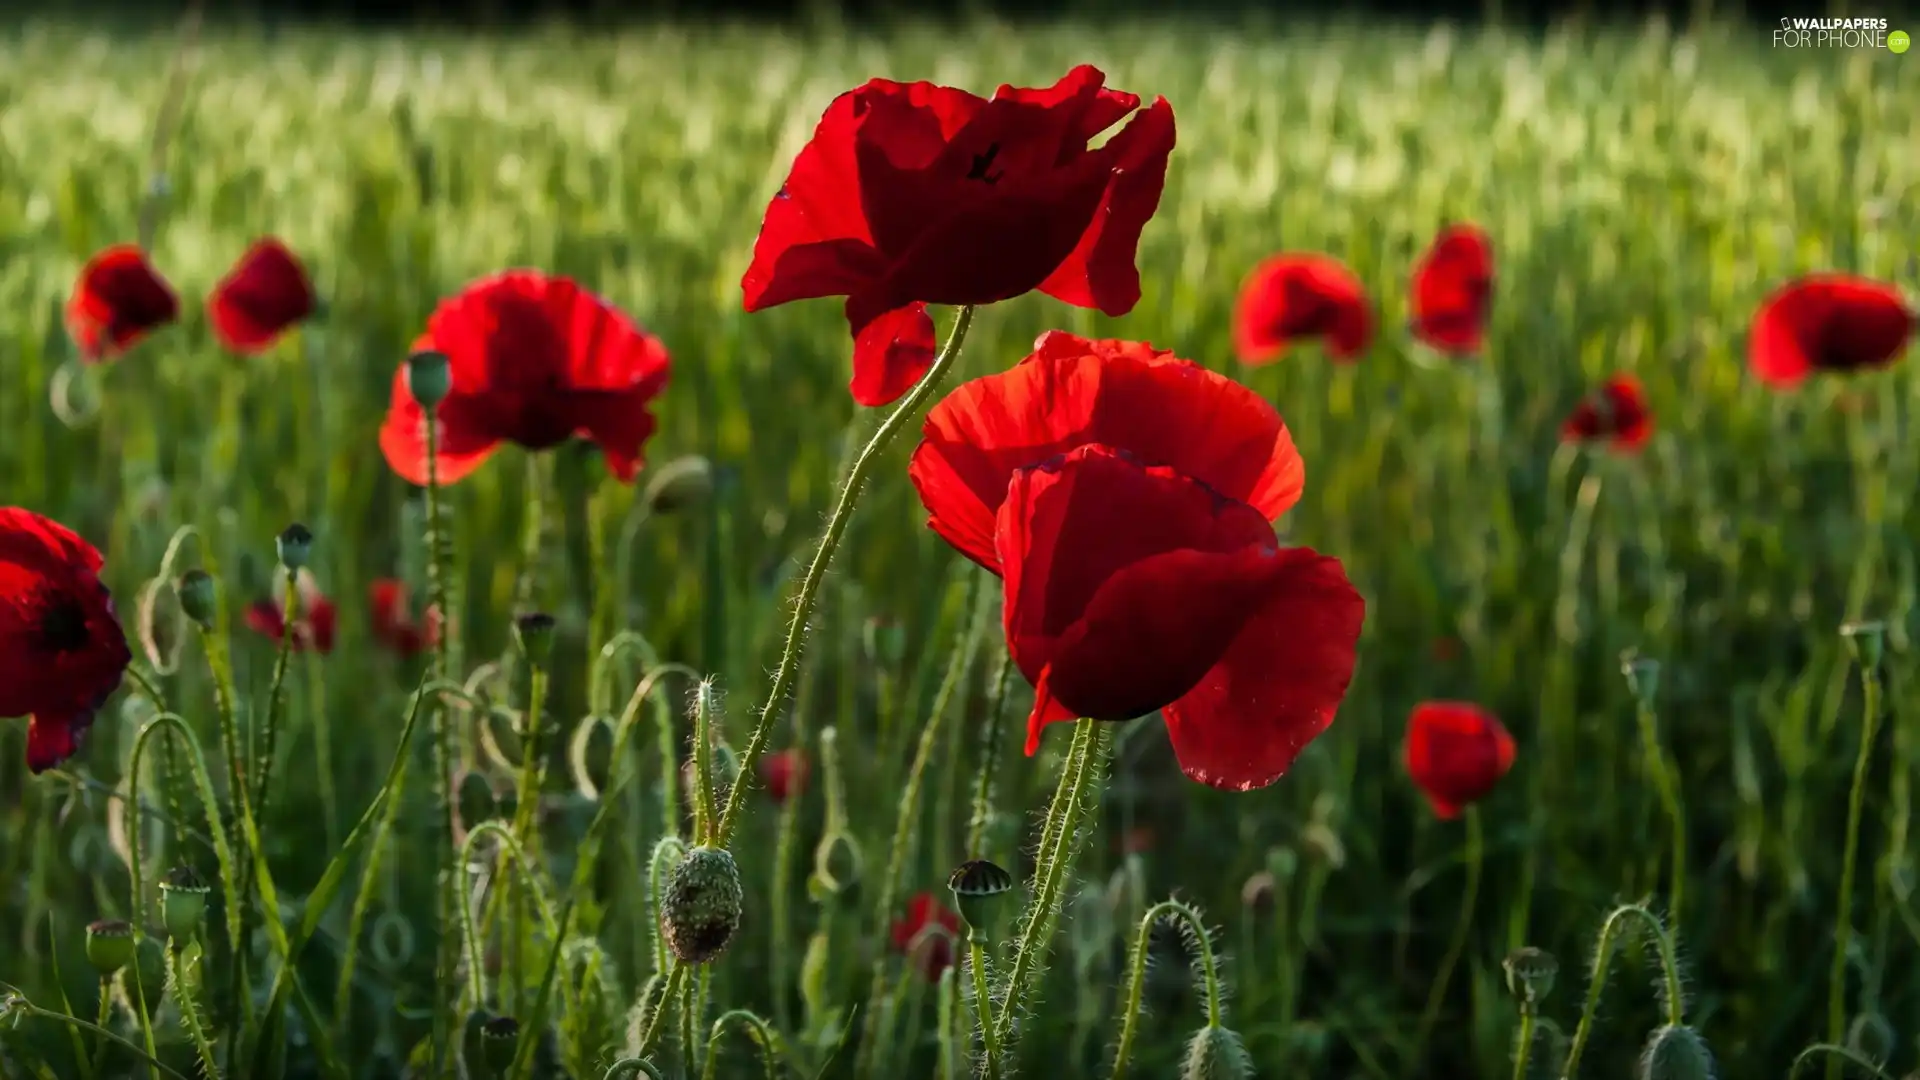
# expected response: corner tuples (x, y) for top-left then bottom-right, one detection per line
(245, 571), (338, 654)
(1232, 253), (1373, 364)
(910, 331), (1303, 574)
(890, 892), (961, 981)
(0, 508), (133, 772)
(740, 65), (1178, 407)
(369, 578), (440, 657)
(1561, 374), (1653, 452)
(208, 238), (316, 353)
(1404, 701), (1515, 819)
(66, 245), (179, 362)
(759, 748), (809, 804)
(379, 271), (672, 487)
(1747, 273), (1913, 390)
(1409, 224), (1494, 356)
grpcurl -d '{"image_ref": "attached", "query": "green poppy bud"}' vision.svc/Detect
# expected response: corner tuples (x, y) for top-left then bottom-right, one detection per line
(405, 349), (453, 410)
(642, 455), (713, 515)
(1638, 1024), (1714, 1080)
(1503, 946), (1558, 1006)
(157, 866), (209, 940)
(84, 920), (135, 975)
(1182, 1025), (1252, 1080)
(660, 846), (743, 964)
(173, 570), (217, 630)
(513, 612), (556, 664)
(275, 523), (313, 572)
(946, 859), (1015, 941)
(1842, 620), (1886, 670)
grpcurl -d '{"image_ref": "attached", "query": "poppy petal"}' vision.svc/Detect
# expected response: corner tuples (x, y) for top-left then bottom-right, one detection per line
(844, 302), (939, 407)
(208, 238), (316, 353)
(1233, 253), (1374, 364)
(245, 600), (288, 642)
(1410, 224), (1494, 355)
(1036, 95), (1177, 315)
(0, 509), (132, 732)
(1748, 273), (1912, 389)
(66, 245), (179, 362)
(26, 712), (88, 773)
(1159, 548), (1365, 791)
(378, 371), (503, 487)
(370, 579), (406, 642)
(1404, 701), (1516, 817)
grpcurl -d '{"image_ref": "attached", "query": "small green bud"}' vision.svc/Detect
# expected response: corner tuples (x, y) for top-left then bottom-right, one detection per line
(1182, 1025), (1253, 1080)
(275, 523), (313, 571)
(157, 866), (209, 940)
(84, 920), (135, 975)
(174, 570), (217, 630)
(1846, 1012), (1896, 1065)
(1637, 1024), (1715, 1080)
(862, 616), (906, 668)
(1842, 620), (1886, 670)
(642, 455), (714, 515)
(405, 349), (453, 409)
(513, 612), (556, 664)
(660, 846), (743, 964)
(478, 1015), (519, 1077)
(1620, 649), (1661, 705)
(947, 859), (1015, 940)
(1503, 946), (1558, 1006)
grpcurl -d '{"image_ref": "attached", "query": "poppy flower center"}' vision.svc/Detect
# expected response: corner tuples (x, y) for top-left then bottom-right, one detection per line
(965, 143), (1004, 185)
(34, 594), (93, 654)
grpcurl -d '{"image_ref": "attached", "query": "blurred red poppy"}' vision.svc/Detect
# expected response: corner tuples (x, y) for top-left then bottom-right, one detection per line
(1409, 224), (1494, 355)
(245, 571), (337, 654)
(891, 892), (961, 981)
(1404, 701), (1514, 819)
(208, 237), (315, 353)
(759, 748), (809, 804)
(66, 245), (178, 362)
(1747, 274), (1913, 390)
(369, 578), (441, 657)
(1562, 375), (1652, 452)
(0, 508), (133, 772)
(1232, 253), (1373, 364)
(379, 271), (672, 487)
(910, 331), (1303, 573)
(741, 64), (1177, 407)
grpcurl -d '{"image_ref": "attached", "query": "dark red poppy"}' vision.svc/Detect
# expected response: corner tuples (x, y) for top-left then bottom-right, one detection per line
(369, 578), (440, 658)
(379, 271), (673, 486)
(1404, 701), (1515, 819)
(0, 509), (133, 773)
(208, 237), (316, 353)
(740, 65), (1177, 407)
(1409, 224), (1494, 356)
(890, 892), (961, 981)
(1561, 375), (1652, 452)
(759, 748), (809, 804)
(1747, 274), (1913, 390)
(66, 245), (179, 362)
(910, 331), (1304, 573)
(1233, 253), (1373, 364)
(245, 572), (337, 654)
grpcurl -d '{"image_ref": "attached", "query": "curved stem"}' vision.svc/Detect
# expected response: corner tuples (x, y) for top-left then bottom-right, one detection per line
(458, 820), (562, 1012)
(15, 1003), (194, 1080)
(1109, 898), (1223, 1080)
(965, 647), (1016, 858)
(1792, 1043), (1894, 1080)
(1634, 698), (1688, 927)
(713, 304), (976, 848)
(1828, 665), (1882, 1069)
(1414, 807), (1483, 1060)
(636, 963), (688, 1059)
(1558, 903), (1682, 1080)
(602, 1059), (667, 1080)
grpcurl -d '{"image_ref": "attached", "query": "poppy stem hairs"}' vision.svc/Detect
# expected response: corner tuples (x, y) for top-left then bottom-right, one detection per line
(1560, 903), (1688, 1080)
(1109, 899), (1232, 1080)
(710, 303), (977, 851)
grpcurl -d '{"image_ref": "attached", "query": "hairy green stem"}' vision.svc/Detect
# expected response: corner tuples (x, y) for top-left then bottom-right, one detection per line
(252, 572), (299, 817)
(1634, 697), (1688, 927)
(965, 647), (1016, 859)
(1110, 899), (1224, 1080)
(11, 1001), (194, 1080)
(967, 936), (1002, 1080)
(1828, 664), (1883, 1075)
(1511, 1005), (1536, 1080)
(423, 411), (460, 1072)
(1559, 903), (1682, 1079)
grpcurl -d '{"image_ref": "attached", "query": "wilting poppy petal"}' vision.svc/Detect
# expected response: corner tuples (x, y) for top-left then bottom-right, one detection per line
(208, 238), (316, 353)
(911, 333), (1302, 572)
(742, 65), (1175, 406)
(1748, 274), (1913, 390)
(1561, 375), (1653, 452)
(0, 508), (133, 773)
(66, 245), (179, 362)
(1232, 253), (1373, 364)
(1410, 224), (1494, 355)
(890, 892), (961, 981)
(848, 302), (938, 407)
(1404, 701), (1515, 818)
(379, 271), (672, 485)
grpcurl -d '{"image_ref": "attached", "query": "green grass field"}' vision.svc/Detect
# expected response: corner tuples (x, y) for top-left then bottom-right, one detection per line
(1, 13), (1918, 1080)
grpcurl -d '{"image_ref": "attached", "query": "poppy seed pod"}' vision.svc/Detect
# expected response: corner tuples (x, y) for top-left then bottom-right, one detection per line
(404, 349), (453, 409)
(1619, 650), (1661, 706)
(157, 866), (210, 940)
(174, 570), (217, 630)
(275, 523), (313, 572)
(947, 859), (1015, 940)
(513, 612), (557, 664)
(84, 920), (135, 975)
(478, 1015), (520, 1077)
(660, 846), (744, 964)
(642, 455), (713, 515)
(1841, 620), (1886, 670)
(1502, 946), (1558, 1006)
(1637, 1025), (1715, 1080)
(1181, 1025), (1253, 1080)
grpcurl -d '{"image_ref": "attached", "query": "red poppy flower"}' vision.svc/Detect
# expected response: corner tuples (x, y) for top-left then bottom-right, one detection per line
(369, 578), (440, 658)
(759, 748), (809, 804)
(1404, 701), (1515, 819)
(890, 892), (961, 981)
(740, 64), (1178, 407)
(66, 245), (179, 362)
(1747, 274), (1913, 390)
(0, 509), (133, 773)
(379, 271), (673, 486)
(995, 445), (1363, 790)
(910, 331), (1303, 573)
(1409, 224), (1494, 355)
(1232, 253), (1373, 364)
(208, 237), (316, 353)
(245, 572), (337, 654)
(1561, 375), (1653, 452)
